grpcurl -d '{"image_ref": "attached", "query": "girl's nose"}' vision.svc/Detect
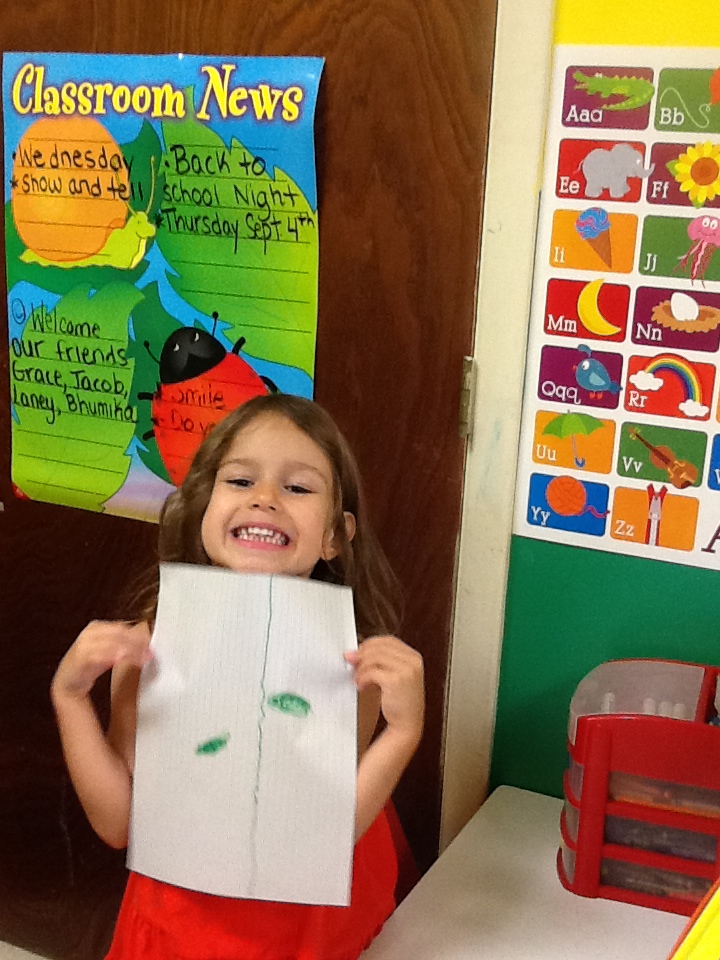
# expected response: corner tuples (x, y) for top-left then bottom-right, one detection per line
(250, 481), (278, 510)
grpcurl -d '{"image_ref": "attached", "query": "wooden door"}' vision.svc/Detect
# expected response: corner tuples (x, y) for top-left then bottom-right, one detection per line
(0, 1), (496, 956)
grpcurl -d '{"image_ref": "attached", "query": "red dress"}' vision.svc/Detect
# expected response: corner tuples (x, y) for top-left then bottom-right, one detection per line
(105, 809), (398, 960)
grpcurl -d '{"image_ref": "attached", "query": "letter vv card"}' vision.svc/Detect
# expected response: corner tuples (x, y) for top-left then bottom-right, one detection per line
(513, 44), (720, 571)
(2, 52), (323, 519)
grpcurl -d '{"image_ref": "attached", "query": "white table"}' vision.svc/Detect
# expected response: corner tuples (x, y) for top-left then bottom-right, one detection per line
(0, 944), (42, 960)
(363, 786), (687, 959)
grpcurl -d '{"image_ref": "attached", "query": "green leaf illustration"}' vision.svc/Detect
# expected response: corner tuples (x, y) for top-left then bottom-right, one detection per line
(157, 98), (318, 377)
(10, 282), (142, 512)
(5, 201), (149, 295)
(5, 124), (161, 293)
(125, 281), (182, 483)
(120, 120), (166, 227)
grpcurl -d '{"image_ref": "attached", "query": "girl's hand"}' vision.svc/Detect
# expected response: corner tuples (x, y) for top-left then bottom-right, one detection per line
(52, 620), (152, 702)
(50, 620), (148, 849)
(345, 636), (425, 748)
(346, 637), (424, 839)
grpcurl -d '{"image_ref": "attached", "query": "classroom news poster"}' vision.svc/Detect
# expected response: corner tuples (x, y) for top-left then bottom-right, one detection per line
(3, 52), (323, 521)
(513, 45), (720, 570)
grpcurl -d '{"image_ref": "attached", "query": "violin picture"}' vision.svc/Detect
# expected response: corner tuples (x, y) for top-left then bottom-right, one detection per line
(629, 428), (698, 489)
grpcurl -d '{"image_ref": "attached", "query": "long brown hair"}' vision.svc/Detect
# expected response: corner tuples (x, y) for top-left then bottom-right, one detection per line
(128, 394), (401, 638)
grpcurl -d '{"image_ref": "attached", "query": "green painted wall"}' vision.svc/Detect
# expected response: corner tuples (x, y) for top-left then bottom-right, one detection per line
(490, 536), (720, 798)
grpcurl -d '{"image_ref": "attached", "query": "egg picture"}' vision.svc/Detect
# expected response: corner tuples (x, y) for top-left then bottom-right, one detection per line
(11, 116), (130, 264)
(669, 291), (700, 322)
(651, 291), (720, 334)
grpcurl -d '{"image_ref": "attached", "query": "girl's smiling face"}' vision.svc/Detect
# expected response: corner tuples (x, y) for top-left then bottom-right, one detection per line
(200, 413), (353, 578)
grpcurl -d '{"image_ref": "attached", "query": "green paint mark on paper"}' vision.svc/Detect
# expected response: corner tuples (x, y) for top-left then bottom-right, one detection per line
(196, 733), (230, 755)
(266, 693), (311, 718)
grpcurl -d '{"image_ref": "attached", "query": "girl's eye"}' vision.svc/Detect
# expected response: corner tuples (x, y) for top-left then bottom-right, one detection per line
(227, 477), (252, 487)
(287, 484), (312, 494)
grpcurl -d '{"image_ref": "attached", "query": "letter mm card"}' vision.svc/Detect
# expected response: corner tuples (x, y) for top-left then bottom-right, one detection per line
(544, 278), (629, 344)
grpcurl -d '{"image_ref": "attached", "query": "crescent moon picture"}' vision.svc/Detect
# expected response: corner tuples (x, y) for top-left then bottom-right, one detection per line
(577, 279), (623, 337)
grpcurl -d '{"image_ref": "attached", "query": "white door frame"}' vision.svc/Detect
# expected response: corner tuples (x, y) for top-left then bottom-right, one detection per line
(440, 0), (557, 850)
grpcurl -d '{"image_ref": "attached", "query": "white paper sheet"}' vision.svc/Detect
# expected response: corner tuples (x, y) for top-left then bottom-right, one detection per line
(128, 563), (358, 906)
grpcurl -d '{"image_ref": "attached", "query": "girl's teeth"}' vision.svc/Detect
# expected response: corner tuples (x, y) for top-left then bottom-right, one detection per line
(234, 526), (288, 545)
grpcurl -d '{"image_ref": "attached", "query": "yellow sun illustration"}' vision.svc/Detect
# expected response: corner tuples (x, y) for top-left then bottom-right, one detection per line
(673, 142), (720, 207)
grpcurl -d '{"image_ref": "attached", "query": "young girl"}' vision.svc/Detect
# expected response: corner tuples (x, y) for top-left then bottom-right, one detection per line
(51, 393), (425, 960)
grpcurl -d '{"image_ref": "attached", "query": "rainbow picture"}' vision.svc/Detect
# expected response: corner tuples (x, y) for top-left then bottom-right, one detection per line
(627, 352), (713, 420)
(642, 355), (703, 403)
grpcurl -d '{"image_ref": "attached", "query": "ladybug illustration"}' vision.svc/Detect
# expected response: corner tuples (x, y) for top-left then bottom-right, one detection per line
(140, 313), (275, 486)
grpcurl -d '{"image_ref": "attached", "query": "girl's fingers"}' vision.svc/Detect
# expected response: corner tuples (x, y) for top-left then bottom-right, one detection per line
(54, 621), (152, 697)
(344, 640), (425, 741)
(352, 647), (423, 680)
(353, 660), (424, 695)
(355, 637), (423, 668)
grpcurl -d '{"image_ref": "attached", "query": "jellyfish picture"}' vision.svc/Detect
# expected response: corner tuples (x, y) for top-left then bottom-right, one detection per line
(678, 214), (720, 282)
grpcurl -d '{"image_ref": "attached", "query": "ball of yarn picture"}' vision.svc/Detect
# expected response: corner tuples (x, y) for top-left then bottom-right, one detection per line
(546, 475), (607, 518)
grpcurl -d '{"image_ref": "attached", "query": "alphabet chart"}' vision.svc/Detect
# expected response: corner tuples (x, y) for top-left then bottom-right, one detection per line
(3, 53), (323, 521)
(513, 46), (720, 568)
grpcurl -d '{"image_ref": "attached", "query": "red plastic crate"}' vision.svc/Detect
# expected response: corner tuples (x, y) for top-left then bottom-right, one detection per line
(558, 659), (720, 916)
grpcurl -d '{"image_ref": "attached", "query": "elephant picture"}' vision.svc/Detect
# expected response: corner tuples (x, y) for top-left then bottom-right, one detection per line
(580, 143), (654, 199)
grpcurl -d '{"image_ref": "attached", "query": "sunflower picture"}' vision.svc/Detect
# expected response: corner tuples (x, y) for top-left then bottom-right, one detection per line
(668, 142), (720, 208)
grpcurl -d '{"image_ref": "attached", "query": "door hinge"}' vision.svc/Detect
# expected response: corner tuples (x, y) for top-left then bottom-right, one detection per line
(458, 356), (477, 440)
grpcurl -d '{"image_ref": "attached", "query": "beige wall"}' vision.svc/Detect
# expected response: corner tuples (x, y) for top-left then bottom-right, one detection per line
(441, 0), (556, 849)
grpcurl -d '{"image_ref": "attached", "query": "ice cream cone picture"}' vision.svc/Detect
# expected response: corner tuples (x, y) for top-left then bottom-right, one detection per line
(575, 207), (613, 268)
(550, 209), (636, 272)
